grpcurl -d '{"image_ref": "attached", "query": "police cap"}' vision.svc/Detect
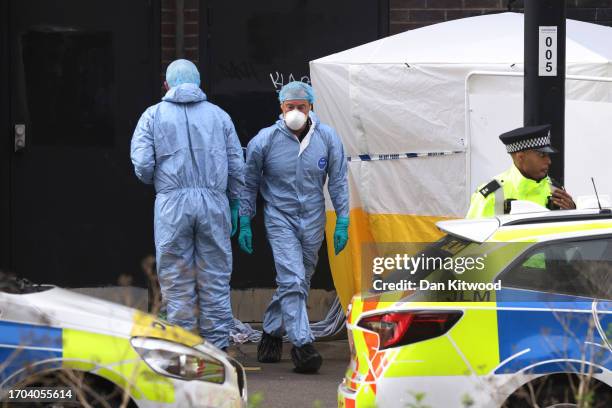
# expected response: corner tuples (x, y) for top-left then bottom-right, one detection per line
(499, 124), (558, 154)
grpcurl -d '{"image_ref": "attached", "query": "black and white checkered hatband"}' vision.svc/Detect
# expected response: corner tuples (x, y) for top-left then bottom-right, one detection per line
(505, 133), (552, 153)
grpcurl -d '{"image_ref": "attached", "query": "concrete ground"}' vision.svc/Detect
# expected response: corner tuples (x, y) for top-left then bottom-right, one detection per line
(229, 340), (350, 408)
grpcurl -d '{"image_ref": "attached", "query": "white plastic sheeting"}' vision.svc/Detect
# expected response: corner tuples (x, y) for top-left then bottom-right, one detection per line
(230, 296), (346, 344)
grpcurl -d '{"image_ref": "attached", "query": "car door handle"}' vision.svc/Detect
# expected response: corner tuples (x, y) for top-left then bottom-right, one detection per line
(14, 124), (26, 152)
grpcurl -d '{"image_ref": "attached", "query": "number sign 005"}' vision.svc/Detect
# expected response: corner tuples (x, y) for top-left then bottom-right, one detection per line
(539, 26), (558, 77)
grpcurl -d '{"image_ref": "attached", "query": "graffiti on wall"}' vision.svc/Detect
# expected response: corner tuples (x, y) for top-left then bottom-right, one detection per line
(269, 71), (311, 93)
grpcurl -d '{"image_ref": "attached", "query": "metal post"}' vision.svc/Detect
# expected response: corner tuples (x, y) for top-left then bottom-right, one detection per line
(524, 0), (566, 183)
(175, 0), (184, 59)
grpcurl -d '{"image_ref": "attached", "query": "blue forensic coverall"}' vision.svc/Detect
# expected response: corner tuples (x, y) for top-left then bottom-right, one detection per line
(240, 111), (349, 347)
(131, 83), (244, 349)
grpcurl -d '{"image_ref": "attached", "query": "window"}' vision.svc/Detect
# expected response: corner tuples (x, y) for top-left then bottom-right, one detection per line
(500, 237), (612, 299)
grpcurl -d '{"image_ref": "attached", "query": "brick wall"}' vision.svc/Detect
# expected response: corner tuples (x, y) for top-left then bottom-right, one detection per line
(156, 1), (611, 82)
(561, 0), (612, 26)
(509, 0), (612, 26)
(390, 0), (507, 34)
(160, 0), (199, 84)
(390, 0), (612, 35)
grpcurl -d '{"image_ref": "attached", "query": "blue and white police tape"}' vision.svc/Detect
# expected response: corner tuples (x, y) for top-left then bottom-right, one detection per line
(241, 147), (465, 162)
(347, 150), (465, 162)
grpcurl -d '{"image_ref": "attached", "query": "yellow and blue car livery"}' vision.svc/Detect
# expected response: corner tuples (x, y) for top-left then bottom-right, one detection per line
(1, 320), (63, 383)
(339, 208), (612, 408)
(0, 286), (247, 407)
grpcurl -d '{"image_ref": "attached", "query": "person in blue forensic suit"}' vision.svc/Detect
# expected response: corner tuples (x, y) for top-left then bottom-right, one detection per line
(238, 81), (349, 373)
(131, 59), (244, 350)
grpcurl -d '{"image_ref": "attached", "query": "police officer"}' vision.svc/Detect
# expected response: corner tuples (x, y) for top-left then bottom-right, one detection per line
(467, 124), (575, 218)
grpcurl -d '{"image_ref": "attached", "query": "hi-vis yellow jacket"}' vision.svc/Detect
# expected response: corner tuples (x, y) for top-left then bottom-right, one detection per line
(467, 164), (552, 218)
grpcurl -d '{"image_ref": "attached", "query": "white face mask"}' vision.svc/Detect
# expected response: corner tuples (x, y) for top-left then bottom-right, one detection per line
(284, 110), (308, 131)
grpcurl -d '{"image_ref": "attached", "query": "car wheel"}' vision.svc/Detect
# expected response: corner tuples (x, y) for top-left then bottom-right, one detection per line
(503, 374), (612, 408)
(6, 370), (136, 408)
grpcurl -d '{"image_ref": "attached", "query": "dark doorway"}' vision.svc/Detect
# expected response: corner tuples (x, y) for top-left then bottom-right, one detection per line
(200, 0), (389, 289)
(2, 0), (160, 287)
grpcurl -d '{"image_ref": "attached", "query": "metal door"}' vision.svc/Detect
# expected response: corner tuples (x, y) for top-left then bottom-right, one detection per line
(201, 0), (389, 289)
(4, 0), (160, 286)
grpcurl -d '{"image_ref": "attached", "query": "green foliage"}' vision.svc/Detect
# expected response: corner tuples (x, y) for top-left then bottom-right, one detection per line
(461, 394), (475, 408)
(405, 391), (431, 408)
(248, 391), (265, 408)
(576, 389), (595, 408)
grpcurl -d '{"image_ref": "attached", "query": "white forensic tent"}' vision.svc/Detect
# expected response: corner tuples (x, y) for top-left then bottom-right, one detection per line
(310, 12), (612, 309)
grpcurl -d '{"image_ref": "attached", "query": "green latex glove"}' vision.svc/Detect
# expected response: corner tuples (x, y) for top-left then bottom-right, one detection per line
(230, 199), (240, 237)
(238, 216), (253, 254)
(334, 216), (349, 255)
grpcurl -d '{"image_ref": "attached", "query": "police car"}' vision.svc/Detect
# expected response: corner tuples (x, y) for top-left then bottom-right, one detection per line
(338, 208), (612, 408)
(0, 277), (247, 407)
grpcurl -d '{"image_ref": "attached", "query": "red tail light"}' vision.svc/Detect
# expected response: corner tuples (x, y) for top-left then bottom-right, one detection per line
(358, 311), (462, 349)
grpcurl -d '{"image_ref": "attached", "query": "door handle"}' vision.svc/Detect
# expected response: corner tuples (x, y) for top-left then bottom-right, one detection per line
(14, 124), (25, 152)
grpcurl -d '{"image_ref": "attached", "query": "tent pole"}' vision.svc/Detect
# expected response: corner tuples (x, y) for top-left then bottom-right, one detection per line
(524, 0), (566, 184)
